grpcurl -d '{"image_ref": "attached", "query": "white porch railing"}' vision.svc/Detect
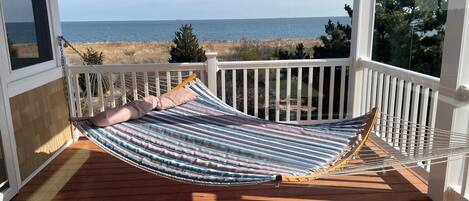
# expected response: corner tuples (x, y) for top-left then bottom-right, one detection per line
(360, 58), (440, 172)
(65, 53), (441, 176)
(214, 58), (351, 124)
(66, 63), (206, 118)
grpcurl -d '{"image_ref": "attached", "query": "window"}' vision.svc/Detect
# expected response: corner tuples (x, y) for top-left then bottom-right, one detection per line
(3, 0), (53, 70)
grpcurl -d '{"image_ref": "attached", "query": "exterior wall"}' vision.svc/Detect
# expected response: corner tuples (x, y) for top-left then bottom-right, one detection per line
(9, 78), (73, 181)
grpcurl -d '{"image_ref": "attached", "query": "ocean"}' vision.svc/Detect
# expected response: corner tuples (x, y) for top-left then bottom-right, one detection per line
(61, 17), (350, 43)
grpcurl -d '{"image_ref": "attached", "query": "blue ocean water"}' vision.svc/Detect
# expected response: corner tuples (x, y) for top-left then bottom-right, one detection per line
(61, 17), (350, 42)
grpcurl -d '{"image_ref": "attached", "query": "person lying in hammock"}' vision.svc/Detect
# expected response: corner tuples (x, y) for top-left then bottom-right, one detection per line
(90, 86), (197, 127)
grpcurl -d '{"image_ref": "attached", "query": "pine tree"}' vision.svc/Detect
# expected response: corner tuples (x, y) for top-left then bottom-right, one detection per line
(272, 49), (291, 60)
(169, 24), (207, 63)
(314, 1), (447, 77)
(293, 43), (310, 59)
(313, 4), (352, 59)
(79, 48), (106, 96)
(83, 48), (104, 65)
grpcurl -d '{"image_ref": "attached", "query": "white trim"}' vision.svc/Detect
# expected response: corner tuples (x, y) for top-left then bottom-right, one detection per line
(7, 67), (63, 98)
(67, 63), (205, 74)
(7, 61), (58, 85)
(428, 1), (469, 201)
(218, 58), (351, 70)
(19, 140), (73, 188)
(348, 0), (376, 118)
(360, 58), (440, 89)
(0, 0), (62, 94)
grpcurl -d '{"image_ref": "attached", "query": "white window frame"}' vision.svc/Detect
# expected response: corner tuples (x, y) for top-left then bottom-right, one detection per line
(0, 0), (63, 98)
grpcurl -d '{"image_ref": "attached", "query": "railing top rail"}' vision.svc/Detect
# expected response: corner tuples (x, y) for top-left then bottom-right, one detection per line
(218, 58), (352, 70)
(66, 62), (206, 74)
(360, 57), (440, 90)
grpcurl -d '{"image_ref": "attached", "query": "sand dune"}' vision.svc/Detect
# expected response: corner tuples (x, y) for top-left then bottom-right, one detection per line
(64, 39), (321, 65)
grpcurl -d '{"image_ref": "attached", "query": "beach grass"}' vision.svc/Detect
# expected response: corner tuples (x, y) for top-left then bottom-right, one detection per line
(65, 39), (321, 65)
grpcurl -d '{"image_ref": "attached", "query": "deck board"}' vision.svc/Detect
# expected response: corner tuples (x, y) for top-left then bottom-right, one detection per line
(13, 139), (431, 201)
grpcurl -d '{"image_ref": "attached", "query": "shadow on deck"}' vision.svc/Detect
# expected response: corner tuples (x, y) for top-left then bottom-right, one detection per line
(13, 139), (430, 201)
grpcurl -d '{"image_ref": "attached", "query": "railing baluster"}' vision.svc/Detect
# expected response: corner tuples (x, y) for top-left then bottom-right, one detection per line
(371, 71), (378, 109)
(328, 66), (335, 120)
(275, 68), (280, 122)
(85, 73), (93, 116)
(418, 87), (430, 156)
(97, 73), (105, 112)
(200, 69), (206, 84)
(243, 69), (248, 114)
(221, 70), (226, 103)
(286, 68), (291, 122)
(232, 70), (237, 109)
(120, 72), (127, 104)
(365, 69), (373, 112)
(132, 72), (138, 100)
(108, 73), (115, 108)
(401, 81), (412, 153)
(66, 69), (77, 117)
(155, 72), (161, 96)
(409, 84), (421, 156)
(394, 79), (404, 148)
(362, 68), (369, 114)
(318, 66), (324, 121)
(387, 77), (397, 144)
(307, 67), (313, 121)
(254, 69), (259, 117)
(265, 69), (270, 120)
(339, 66), (346, 120)
(74, 74), (82, 117)
(427, 90), (438, 171)
(375, 73), (384, 136)
(296, 67), (302, 121)
(166, 72), (171, 92)
(177, 71), (182, 83)
(143, 72), (149, 97)
(381, 74), (390, 140)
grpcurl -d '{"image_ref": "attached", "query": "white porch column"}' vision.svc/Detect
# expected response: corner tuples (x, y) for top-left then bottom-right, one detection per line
(428, 1), (469, 200)
(348, 0), (375, 117)
(206, 52), (218, 95)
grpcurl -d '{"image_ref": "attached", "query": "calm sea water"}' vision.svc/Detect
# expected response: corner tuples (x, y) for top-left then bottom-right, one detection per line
(61, 17), (350, 42)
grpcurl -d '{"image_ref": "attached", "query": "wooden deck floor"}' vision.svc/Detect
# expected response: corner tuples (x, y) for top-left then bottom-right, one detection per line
(13, 139), (431, 201)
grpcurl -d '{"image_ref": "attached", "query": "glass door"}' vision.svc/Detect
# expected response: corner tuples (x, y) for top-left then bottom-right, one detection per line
(0, 81), (18, 201)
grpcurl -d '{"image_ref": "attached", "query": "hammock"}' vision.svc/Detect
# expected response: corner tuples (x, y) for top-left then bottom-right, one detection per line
(75, 74), (379, 185)
(62, 37), (469, 186)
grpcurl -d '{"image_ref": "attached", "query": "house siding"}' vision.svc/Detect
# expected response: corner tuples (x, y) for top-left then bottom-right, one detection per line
(9, 78), (73, 181)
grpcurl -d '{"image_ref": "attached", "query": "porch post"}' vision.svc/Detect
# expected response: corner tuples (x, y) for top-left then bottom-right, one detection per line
(428, 1), (469, 200)
(348, 0), (375, 117)
(206, 52), (218, 95)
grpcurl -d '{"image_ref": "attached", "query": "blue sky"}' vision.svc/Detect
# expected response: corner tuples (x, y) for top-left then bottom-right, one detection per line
(59, 0), (353, 22)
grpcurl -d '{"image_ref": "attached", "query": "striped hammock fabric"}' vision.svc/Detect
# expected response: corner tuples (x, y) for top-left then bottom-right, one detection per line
(75, 76), (377, 186)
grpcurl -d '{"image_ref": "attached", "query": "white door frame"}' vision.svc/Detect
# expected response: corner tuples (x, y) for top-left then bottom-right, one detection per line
(0, 77), (19, 201)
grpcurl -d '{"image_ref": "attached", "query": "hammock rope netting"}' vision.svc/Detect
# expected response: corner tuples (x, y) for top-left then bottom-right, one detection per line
(61, 37), (469, 186)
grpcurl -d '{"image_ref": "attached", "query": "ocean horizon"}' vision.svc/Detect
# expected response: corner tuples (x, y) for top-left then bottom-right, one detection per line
(61, 17), (350, 43)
